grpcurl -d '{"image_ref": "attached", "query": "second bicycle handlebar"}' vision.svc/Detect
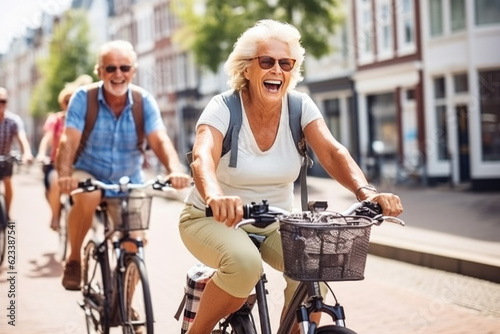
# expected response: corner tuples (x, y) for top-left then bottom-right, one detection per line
(70, 175), (175, 196)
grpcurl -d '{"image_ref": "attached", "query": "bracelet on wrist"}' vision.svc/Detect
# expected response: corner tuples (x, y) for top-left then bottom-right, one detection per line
(355, 184), (378, 202)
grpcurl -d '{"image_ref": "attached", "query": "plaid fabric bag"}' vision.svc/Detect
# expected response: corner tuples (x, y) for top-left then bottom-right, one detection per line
(175, 263), (215, 334)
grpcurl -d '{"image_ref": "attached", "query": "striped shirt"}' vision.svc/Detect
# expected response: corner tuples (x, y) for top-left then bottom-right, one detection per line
(65, 82), (165, 184)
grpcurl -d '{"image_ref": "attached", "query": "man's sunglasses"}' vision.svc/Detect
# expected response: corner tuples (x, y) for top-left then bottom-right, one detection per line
(248, 56), (296, 72)
(103, 65), (133, 73)
(0, 100), (7, 105)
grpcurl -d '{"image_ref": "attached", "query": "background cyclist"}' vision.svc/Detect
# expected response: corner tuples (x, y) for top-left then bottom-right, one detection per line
(179, 19), (403, 334)
(56, 40), (191, 291)
(36, 75), (93, 231)
(0, 87), (34, 221)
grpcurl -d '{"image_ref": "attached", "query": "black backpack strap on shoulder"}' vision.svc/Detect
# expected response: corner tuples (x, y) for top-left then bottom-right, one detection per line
(221, 90), (242, 168)
(130, 85), (144, 153)
(74, 82), (100, 164)
(288, 91), (313, 211)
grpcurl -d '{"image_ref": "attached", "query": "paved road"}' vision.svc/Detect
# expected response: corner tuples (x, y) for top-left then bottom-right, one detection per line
(1, 171), (499, 333)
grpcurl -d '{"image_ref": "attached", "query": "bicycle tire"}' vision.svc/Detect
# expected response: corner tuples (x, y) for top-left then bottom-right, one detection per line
(212, 313), (256, 334)
(0, 193), (7, 265)
(122, 254), (154, 334)
(56, 202), (69, 262)
(316, 325), (358, 334)
(82, 240), (110, 334)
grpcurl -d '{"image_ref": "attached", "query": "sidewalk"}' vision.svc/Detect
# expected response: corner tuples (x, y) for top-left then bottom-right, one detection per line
(302, 176), (500, 283)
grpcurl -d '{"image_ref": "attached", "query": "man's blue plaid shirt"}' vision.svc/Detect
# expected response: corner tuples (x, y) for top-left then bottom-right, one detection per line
(65, 82), (165, 185)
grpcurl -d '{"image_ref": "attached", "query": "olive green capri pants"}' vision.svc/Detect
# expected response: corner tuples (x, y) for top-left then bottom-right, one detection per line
(179, 203), (309, 306)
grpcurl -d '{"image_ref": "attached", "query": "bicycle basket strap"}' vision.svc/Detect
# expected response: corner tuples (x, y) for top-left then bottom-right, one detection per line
(175, 263), (216, 334)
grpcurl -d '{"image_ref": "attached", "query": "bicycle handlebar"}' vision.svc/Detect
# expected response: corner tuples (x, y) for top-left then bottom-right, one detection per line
(206, 200), (405, 229)
(70, 175), (174, 196)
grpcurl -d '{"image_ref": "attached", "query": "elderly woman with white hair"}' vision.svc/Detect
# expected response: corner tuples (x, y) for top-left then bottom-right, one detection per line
(179, 19), (403, 334)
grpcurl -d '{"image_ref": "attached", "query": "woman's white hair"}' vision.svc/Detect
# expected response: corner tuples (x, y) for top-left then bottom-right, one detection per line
(224, 19), (305, 92)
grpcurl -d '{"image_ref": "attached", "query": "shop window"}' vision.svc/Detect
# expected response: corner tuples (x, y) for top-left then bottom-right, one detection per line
(453, 73), (468, 93)
(433, 77), (448, 161)
(479, 69), (500, 161)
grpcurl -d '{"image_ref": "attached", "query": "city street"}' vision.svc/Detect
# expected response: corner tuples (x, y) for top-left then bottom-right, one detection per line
(1, 170), (499, 334)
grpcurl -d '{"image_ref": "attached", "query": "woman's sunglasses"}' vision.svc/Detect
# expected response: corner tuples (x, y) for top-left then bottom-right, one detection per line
(103, 65), (133, 73)
(249, 56), (296, 72)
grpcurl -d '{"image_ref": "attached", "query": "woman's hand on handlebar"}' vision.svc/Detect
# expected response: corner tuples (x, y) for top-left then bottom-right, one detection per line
(206, 195), (244, 228)
(365, 192), (403, 217)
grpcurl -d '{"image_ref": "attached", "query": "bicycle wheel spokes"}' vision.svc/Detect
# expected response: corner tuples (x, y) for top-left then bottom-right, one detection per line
(82, 241), (109, 334)
(122, 255), (154, 334)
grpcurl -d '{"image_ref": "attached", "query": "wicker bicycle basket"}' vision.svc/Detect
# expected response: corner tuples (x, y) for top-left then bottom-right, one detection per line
(104, 195), (153, 231)
(279, 212), (373, 281)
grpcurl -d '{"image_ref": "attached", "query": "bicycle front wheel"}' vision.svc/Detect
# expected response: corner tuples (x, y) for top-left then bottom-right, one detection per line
(56, 203), (69, 262)
(316, 325), (358, 334)
(122, 254), (154, 334)
(0, 193), (7, 265)
(82, 240), (110, 334)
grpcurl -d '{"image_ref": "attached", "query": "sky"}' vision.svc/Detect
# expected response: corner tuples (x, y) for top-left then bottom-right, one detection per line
(0, 0), (71, 53)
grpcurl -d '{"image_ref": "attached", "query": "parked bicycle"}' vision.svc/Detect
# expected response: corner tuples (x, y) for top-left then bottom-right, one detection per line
(0, 152), (22, 266)
(76, 176), (175, 334)
(205, 200), (405, 334)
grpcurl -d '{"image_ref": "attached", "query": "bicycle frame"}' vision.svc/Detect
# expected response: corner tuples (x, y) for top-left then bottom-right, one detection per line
(81, 196), (149, 329)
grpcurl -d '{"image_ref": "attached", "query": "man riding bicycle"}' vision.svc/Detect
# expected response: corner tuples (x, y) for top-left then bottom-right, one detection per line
(0, 87), (33, 220)
(56, 40), (190, 291)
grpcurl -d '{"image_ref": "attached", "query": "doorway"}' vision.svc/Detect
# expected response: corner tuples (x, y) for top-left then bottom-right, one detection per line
(456, 104), (470, 182)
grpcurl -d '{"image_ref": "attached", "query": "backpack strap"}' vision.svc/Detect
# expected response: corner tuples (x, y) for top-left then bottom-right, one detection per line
(74, 83), (100, 163)
(73, 83), (144, 164)
(221, 90), (243, 168)
(130, 84), (145, 153)
(287, 90), (313, 211)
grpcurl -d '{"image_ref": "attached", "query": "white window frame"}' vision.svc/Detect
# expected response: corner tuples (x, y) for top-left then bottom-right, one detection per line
(376, 0), (394, 61)
(357, 0), (375, 64)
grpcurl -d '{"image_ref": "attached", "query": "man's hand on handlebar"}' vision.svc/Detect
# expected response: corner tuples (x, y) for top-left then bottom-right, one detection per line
(364, 192), (403, 217)
(206, 195), (244, 228)
(58, 176), (80, 194)
(165, 172), (191, 189)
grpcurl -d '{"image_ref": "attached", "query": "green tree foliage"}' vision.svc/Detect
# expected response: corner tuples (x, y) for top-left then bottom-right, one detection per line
(30, 9), (96, 117)
(172, 0), (344, 73)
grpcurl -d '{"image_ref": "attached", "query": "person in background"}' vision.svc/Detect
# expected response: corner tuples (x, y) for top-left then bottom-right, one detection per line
(0, 87), (34, 220)
(56, 40), (191, 290)
(36, 75), (93, 230)
(179, 20), (403, 334)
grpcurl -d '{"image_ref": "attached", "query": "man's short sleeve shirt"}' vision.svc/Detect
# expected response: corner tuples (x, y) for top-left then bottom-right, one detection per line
(0, 111), (20, 155)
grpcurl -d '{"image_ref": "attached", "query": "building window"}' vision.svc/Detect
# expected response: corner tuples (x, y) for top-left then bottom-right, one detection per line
(324, 99), (341, 139)
(478, 69), (500, 161)
(377, 1), (393, 54)
(402, 0), (414, 45)
(453, 73), (468, 93)
(475, 0), (500, 26)
(451, 0), (466, 31)
(433, 77), (448, 160)
(358, 0), (373, 59)
(430, 0), (443, 36)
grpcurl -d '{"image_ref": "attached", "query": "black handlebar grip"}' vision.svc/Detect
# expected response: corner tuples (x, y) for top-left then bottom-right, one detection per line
(205, 206), (213, 217)
(205, 204), (252, 218)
